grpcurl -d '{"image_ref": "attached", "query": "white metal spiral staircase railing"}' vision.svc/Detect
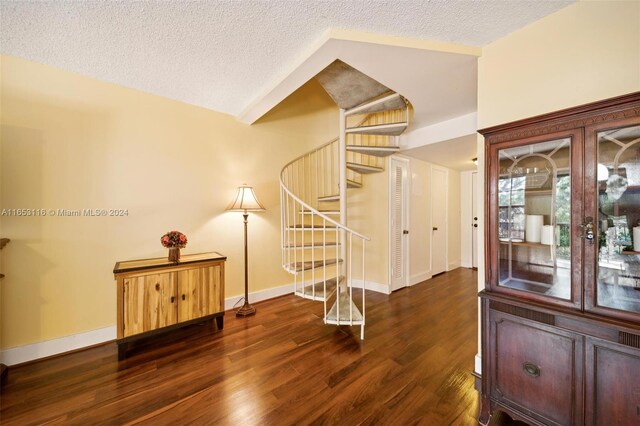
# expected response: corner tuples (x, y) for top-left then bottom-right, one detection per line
(280, 91), (409, 340)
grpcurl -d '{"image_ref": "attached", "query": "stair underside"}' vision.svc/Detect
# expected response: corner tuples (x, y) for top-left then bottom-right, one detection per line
(346, 145), (400, 157)
(285, 258), (342, 273)
(294, 276), (343, 301)
(346, 93), (406, 116)
(315, 60), (391, 110)
(346, 122), (408, 136)
(325, 292), (364, 325)
(346, 162), (384, 174)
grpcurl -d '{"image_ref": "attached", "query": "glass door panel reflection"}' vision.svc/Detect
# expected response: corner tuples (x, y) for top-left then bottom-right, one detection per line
(497, 138), (571, 300)
(596, 124), (640, 313)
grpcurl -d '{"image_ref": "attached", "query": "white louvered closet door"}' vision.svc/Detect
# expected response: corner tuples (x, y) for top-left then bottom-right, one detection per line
(390, 157), (409, 291)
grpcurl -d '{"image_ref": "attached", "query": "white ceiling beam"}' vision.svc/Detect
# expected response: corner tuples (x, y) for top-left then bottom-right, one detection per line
(400, 112), (478, 150)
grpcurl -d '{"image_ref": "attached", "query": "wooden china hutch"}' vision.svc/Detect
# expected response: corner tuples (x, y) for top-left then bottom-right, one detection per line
(479, 92), (640, 426)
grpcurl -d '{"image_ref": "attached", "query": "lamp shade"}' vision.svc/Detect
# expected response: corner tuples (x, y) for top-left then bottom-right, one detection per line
(227, 185), (266, 212)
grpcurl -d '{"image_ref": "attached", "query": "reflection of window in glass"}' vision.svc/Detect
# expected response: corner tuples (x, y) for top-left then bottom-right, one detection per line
(555, 173), (571, 259)
(498, 176), (525, 240)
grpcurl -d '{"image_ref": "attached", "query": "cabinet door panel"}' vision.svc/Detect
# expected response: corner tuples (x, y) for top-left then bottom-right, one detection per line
(123, 272), (177, 337)
(586, 338), (640, 426)
(491, 311), (583, 425)
(487, 129), (583, 309)
(585, 119), (640, 320)
(178, 264), (222, 322)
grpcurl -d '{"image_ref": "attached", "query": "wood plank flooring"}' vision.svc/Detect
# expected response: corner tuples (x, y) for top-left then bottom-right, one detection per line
(0, 268), (518, 425)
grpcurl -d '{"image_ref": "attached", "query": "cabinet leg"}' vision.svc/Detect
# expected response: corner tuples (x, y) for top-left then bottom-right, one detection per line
(478, 395), (491, 426)
(215, 316), (224, 330)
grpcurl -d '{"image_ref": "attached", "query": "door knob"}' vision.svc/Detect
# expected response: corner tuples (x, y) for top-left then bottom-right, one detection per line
(473, 224), (478, 228)
(403, 230), (409, 235)
(474, 217), (478, 221)
(433, 227), (438, 231)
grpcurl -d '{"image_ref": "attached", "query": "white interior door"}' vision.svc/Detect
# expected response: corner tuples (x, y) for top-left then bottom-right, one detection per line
(390, 157), (409, 291)
(472, 171), (479, 268)
(431, 166), (447, 275)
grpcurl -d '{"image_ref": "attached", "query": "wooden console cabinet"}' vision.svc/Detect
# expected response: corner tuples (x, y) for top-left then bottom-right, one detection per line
(113, 252), (226, 359)
(479, 93), (640, 425)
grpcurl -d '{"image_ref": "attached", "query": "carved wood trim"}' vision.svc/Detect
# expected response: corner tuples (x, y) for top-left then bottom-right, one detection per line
(479, 92), (640, 143)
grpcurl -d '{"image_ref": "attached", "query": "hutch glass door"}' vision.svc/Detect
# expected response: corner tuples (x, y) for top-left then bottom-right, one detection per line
(496, 137), (573, 301)
(593, 123), (640, 314)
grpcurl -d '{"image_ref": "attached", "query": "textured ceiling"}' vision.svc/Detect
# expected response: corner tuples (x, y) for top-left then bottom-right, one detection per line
(0, 1), (573, 117)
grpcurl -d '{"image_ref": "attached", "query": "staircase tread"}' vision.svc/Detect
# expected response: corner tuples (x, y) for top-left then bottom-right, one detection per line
(347, 179), (362, 188)
(325, 292), (363, 323)
(285, 258), (343, 272)
(346, 162), (384, 174)
(345, 93), (406, 116)
(346, 145), (400, 157)
(300, 210), (340, 215)
(318, 195), (340, 202)
(284, 242), (339, 248)
(295, 276), (344, 300)
(346, 121), (408, 136)
(287, 224), (337, 230)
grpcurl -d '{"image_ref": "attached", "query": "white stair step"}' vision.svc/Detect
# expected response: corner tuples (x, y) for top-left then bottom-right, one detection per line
(283, 242), (339, 249)
(318, 194), (340, 202)
(347, 179), (362, 188)
(345, 93), (406, 116)
(346, 145), (400, 157)
(325, 292), (363, 325)
(300, 210), (340, 216)
(345, 122), (408, 136)
(285, 258), (342, 273)
(346, 162), (384, 174)
(287, 225), (337, 231)
(294, 276), (344, 301)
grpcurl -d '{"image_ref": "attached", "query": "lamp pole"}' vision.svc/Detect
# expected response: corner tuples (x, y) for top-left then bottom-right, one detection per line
(236, 211), (256, 316)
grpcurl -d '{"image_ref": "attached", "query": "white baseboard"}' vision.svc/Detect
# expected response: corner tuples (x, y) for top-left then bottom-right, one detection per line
(447, 261), (461, 271)
(225, 282), (294, 310)
(2, 278), (390, 366)
(410, 271), (431, 286)
(475, 353), (482, 375)
(350, 279), (390, 295)
(1, 325), (117, 366)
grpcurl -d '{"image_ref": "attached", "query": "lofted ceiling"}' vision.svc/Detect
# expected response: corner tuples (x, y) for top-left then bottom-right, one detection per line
(0, 1), (574, 120)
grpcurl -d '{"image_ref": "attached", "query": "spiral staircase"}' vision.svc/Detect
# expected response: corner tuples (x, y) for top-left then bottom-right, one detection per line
(279, 61), (410, 339)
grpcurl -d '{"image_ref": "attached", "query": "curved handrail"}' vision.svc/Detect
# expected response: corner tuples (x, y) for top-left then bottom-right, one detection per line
(279, 140), (370, 242)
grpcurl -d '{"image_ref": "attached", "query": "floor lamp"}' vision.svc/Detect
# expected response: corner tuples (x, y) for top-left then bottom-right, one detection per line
(227, 185), (265, 317)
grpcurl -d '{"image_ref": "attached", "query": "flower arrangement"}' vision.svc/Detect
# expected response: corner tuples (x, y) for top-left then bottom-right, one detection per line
(161, 230), (188, 249)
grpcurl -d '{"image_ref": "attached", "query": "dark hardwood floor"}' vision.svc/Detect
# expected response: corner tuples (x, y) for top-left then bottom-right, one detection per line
(0, 268), (521, 425)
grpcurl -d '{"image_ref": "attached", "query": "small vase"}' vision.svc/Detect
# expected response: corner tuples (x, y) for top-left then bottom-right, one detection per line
(168, 247), (180, 262)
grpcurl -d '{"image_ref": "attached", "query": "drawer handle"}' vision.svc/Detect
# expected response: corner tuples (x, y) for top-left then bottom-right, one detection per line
(523, 362), (541, 378)
(170, 296), (175, 303)
(182, 294), (186, 301)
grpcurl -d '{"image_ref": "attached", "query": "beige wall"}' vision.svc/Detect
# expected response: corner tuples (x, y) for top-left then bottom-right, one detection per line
(348, 166), (389, 286)
(447, 168), (461, 270)
(0, 55), (338, 349)
(476, 0), (640, 358)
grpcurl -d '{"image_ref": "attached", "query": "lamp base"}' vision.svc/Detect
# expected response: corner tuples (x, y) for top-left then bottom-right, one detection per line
(236, 302), (256, 317)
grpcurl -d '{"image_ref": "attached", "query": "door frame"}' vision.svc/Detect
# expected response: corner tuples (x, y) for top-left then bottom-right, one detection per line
(430, 164), (449, 275)
(388, 156), (410, 291)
